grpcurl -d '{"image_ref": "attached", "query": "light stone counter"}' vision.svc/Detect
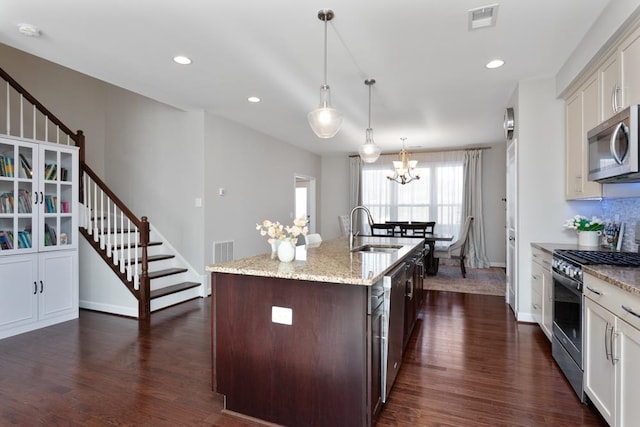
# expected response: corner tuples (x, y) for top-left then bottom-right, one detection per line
(205, 236), (424, 286)
(532, 242), (640, 297)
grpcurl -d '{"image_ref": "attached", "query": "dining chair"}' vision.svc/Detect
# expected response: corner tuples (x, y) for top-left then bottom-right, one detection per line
(370, 223), (396, 236)
(410, 221), (436, 234)
(338, 215), (350, 237)
(433, 216), (474, 278)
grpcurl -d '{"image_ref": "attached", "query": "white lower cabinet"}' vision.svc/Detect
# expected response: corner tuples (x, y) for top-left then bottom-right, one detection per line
(531, 246), (552, 340)
(584, 273), (640, 427)
(617, 320), (640, 427)
(0, 251), (78, 339)
(584, 298), (615, 425)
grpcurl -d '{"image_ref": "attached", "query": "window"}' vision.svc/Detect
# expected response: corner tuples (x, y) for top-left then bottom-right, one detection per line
(361, 152), (464, 237)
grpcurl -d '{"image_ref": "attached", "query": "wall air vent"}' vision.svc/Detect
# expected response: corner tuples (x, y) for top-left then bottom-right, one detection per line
(213, 240), (234, 264)
(468, 4), (499, 31)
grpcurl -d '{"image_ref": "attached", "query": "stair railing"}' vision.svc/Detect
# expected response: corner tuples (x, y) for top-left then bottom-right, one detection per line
(0, 66), (151, 319)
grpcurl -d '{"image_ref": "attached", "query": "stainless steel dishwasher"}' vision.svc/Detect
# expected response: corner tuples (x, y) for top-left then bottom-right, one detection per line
(381, 261), (406, 402)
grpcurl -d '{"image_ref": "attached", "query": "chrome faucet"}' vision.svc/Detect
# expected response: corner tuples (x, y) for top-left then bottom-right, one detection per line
(350, 205), (374, 250)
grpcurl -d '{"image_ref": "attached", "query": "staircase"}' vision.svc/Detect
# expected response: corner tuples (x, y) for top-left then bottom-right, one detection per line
(0, 66), (202, 320)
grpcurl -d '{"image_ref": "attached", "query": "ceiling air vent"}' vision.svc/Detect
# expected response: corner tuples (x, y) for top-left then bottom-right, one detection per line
(468, 4), (499, 31)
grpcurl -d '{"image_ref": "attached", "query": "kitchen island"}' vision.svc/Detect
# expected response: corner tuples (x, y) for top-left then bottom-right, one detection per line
(206, 236), (425, 427)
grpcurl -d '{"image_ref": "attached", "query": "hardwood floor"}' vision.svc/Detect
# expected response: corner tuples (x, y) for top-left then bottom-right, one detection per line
(0, 291), (606, 426)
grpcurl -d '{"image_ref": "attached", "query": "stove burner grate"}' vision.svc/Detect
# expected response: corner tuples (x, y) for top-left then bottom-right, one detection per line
(556, 250), (640, 267)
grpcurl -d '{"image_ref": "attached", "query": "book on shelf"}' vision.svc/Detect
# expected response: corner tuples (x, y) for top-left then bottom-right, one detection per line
(0, 155), (15, 177)
(0, 230), (14, 250)
(18, 189), (32, 213)
(0, 192), (14, 214)
(44, 195), (57, 213)
(44, 223), (57, 246)
(44, 163), (57, 180)
(19, 154), (32, 179)
(18, 230), (31, 249)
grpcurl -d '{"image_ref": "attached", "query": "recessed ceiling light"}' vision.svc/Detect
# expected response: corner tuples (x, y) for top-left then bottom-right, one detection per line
(173, 56), (192, 65)
(247, 96), (261, 103)
(17, 23), (41, 37)
(486, 59), (505, 69)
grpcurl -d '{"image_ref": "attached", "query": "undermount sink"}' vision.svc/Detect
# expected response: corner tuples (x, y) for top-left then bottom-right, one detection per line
(352, 244), (403, 253)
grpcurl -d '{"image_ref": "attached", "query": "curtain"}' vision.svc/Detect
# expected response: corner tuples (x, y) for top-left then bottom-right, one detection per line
(349, 156), (366, 234)
(463, 150), (491, 268)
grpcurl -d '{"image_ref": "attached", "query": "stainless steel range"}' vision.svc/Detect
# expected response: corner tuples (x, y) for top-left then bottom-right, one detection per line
(551, 249), (640, 403)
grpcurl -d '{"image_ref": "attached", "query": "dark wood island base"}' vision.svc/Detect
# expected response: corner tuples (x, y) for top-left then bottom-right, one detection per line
(212, 273), (375, 427)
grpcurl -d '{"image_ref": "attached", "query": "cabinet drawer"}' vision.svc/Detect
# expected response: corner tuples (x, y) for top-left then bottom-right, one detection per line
(531, 247), (552, 270)
(584, 274), (640, 330)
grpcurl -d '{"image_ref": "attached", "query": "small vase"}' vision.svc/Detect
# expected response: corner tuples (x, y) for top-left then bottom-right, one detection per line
(578, 230), (601, 247)
(270, 239), (282, 259)
(277, 239), (296, 263)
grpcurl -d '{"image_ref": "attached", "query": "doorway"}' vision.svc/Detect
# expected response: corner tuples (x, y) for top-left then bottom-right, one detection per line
(294, 174), (316, 234)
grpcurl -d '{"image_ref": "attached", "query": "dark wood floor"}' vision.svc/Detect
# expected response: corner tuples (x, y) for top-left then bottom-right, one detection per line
(0, 291), (606, 426)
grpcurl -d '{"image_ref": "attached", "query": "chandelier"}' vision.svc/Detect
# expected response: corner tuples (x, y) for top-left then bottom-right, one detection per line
(308, 9), (342, 138)
(386, 138), (420, 184)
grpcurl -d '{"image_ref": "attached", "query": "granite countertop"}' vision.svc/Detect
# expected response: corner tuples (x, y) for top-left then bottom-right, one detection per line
(206, 236), (423, 286)
(531, 242), (640, 297)
(531, 242), (584, 255)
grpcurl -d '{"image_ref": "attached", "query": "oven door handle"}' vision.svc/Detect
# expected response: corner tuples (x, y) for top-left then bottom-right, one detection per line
(552, 270), (582, 296)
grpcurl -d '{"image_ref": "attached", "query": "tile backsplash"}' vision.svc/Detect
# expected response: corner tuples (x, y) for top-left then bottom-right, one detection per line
(601, 197), (639, 252)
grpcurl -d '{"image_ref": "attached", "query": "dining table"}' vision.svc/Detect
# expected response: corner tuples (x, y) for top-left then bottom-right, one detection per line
(423, 233), (454, 275)
(369, 222), (453, 275)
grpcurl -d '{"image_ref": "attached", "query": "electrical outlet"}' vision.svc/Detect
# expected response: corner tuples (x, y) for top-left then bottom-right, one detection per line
(271, 306), (292, 325)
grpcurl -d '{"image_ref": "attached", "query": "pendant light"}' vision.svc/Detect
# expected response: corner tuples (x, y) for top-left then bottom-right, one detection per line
(386, 138), (420, 185)
(308, 9), (343, 138)
(358, 79), (382, 163)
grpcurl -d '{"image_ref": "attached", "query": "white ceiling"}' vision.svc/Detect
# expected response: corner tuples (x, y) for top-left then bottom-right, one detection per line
(0, 0), (610, 156)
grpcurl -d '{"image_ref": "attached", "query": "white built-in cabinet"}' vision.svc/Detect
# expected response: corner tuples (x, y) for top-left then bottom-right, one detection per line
(565, 74), (602, 200)
(530, 246), (552, 341)
(584, 273), (640, 427)
(0, 135), (78, 339)
(620, 26), (640, 112)
(600, 51), (622, 119)
(564, 18), (640, 200)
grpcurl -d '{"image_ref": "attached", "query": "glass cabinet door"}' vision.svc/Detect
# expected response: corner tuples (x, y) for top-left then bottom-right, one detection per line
(0, 138), (36, 254)
(39, 145), (76, 251)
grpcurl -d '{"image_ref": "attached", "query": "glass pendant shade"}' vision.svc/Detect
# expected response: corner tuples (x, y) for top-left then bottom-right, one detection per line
(309, 10), (342, 139)
(358, 79), (381, 163)
(308, 85), (342, 138)
(359, 128), (381, 163)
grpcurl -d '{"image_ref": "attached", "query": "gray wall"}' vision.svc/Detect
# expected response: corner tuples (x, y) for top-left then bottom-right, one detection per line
(203, 114), (322, 263)
(1, 43), (107, 176)
(319, 155), (351, 241)
(103, 88), (206, 272)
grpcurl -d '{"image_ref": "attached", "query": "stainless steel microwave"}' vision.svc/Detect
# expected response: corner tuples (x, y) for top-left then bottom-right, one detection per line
(587, 105), (640, 183)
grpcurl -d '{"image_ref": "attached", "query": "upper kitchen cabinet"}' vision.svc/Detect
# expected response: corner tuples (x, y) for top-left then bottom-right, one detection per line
(620, 26), (640, 111)
(599, 51), (621, 120)
(598, 25), (640, 121)
(565, 74), (602, 200)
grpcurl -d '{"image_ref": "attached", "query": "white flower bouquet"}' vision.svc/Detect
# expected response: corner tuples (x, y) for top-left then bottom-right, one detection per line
(563, 215), (604, 232)
(256, 217), (308, 245)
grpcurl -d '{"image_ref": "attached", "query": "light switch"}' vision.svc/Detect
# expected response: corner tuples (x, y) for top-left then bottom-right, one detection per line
(219, 188), (226, 196)
(195, 198), (202, 207)
(271, 306), (293, 325)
